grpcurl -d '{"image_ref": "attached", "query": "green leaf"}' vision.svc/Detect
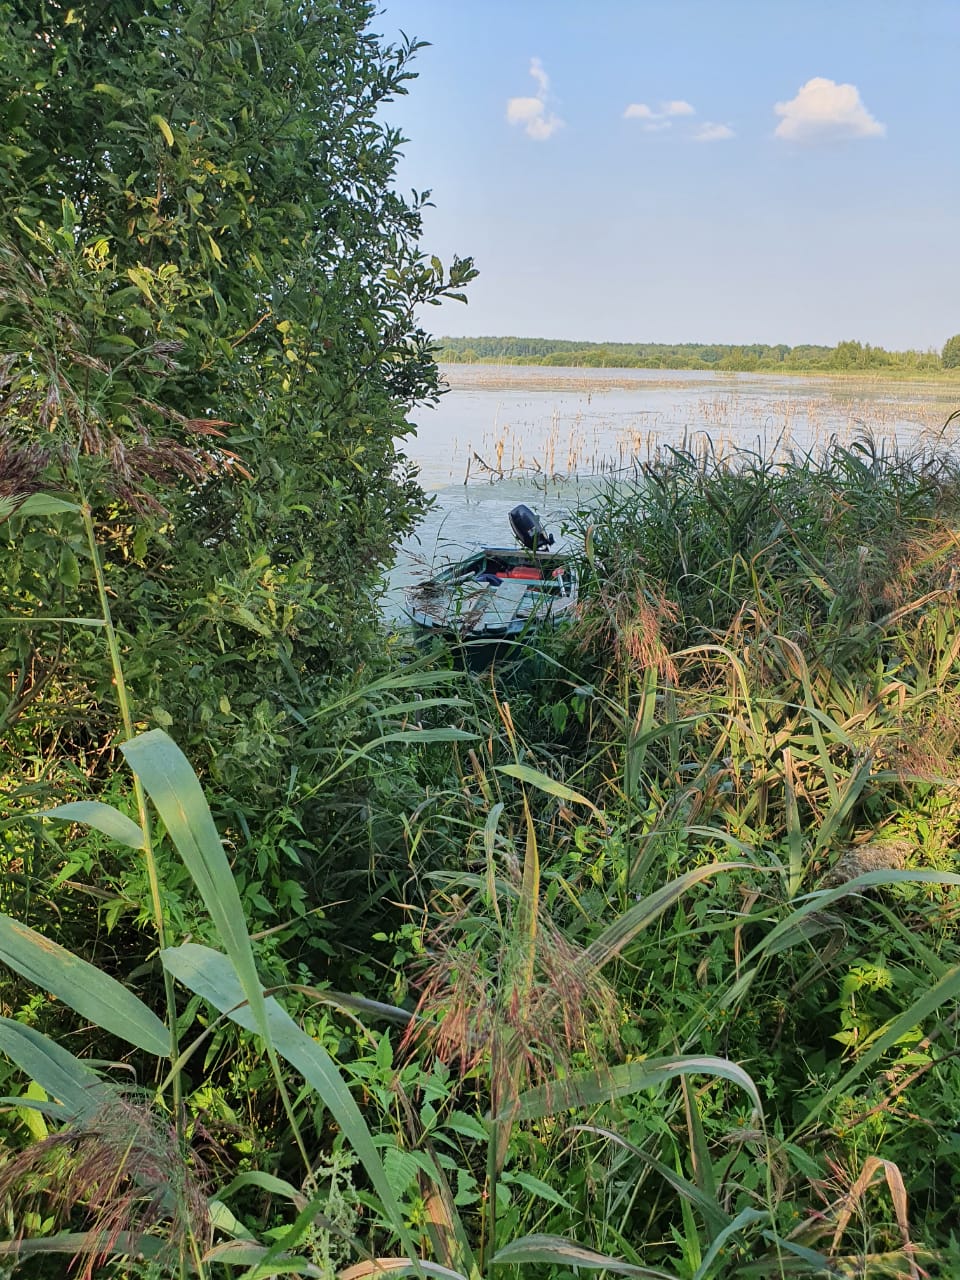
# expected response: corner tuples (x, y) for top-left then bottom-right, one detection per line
(0, 914), (167, 1056)
(502, 1169), (572, 1211)
(202, 1240), (323, 1276)
(572, 1124), (730, 1238)
(216, 1169), (305, 1211)
(495, 763), (603, 819)
(12, 494), (80, 516)
(0, 1233), (164, 1264)
(491, 1235), (678, 1278)
(0, 1018), (110, 1120)
(149, 113), (174, 147)
(758, 869), (960, 961)
(692, 1209), (767, 1280)
(120, 730), (271, 1046)
(161, 943), (414, 1254)
(795, 960), (960, 1134)
(37, 801), (145, 850)
(512, 1055), (762, 1122)
(585, 863), (747, 970)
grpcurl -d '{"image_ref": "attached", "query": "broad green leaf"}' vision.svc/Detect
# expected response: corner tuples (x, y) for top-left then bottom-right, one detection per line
(745, 1234), (839, 1275)
(120, 731), (271, 1047)
(0, 1018), (110, 1120)
(491, 1234), (677, 1278)
(384, 1148), (425, 1199)
(216, 1170), (305, 1210)
(0, 1095), (68, 1124)
(11, 493), (80, 517)
(8, 1080), (51, 1140)
(37, 801), (145, 850)
(758, 869), (960, 961)
(208, 1199), (256, 1242)
(812, 753), (875, 856)
(290, 984), (413, 1027)
(496, 763), (602, 818)
(0, 616), (105, 627)
(305, 667), (464, 720)
(161, 943), (414, 1256)
(585, 863), (746, 971)
(0, 914), (167, 1056)
(512, 1055), (762, 1122)
(370, 728), (476, 746)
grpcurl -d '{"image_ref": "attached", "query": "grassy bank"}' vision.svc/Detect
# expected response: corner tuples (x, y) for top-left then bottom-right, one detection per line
(3, 438), (960, 1277)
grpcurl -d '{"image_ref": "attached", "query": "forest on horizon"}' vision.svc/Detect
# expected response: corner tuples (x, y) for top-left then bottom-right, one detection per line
(437, 332), (960, 373)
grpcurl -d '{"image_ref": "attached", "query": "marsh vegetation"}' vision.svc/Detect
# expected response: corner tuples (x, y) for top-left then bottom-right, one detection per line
(6, 435), (960, 1278)
(2, 3), (960, 1279)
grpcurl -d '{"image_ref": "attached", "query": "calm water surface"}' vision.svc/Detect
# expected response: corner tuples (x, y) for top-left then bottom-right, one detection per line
(387, 365), (959, 609)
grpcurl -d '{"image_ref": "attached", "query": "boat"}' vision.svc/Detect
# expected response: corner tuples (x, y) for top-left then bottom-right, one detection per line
(404, 504), (578, 644)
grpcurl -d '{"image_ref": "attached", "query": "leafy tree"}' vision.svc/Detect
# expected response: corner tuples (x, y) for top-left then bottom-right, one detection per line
(0, 1), (474, 939)
(943, 334), (960, 369)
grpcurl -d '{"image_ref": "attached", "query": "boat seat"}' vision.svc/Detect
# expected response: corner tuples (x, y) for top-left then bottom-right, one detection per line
(476, 579), (530, 632)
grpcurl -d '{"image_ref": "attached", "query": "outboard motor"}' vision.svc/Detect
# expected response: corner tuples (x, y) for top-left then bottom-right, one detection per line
(509, 504), (555, 552)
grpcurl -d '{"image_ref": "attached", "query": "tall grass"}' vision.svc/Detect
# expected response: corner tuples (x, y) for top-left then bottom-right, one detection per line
(4, 435), (960, 1275)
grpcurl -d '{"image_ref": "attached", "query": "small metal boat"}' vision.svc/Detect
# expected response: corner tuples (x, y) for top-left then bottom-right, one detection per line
(404, 505), (578, 642)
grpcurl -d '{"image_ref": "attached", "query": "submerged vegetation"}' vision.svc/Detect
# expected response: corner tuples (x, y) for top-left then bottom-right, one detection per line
(2, 3), (960, 1280)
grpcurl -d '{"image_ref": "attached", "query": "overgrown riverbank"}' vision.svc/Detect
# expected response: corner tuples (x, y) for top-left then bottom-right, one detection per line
(4, 437), (960, 1277)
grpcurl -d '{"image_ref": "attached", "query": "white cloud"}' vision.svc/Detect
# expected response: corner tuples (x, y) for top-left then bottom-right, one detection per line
(624, 98), (697, 131)
(693, 122), (735, 142)
(774, 77), (885, 142)
(624, 104), (672, 132)
(529, 56), (550, 97)
(506, 58), (564, 140)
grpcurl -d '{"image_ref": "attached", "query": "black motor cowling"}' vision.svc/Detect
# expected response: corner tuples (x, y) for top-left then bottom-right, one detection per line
(509, 504), (555, 551)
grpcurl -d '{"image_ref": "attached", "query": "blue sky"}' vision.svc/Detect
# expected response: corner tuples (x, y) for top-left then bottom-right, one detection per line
(377, 0), (960, 350)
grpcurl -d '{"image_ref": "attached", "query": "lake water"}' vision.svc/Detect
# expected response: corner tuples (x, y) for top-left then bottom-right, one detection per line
(387, 365), (960, 610)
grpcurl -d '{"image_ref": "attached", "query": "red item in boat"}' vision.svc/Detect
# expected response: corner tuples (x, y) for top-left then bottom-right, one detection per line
(498, 566), (543, 580)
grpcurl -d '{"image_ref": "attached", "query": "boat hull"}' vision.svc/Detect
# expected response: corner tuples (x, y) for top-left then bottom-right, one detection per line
(404, 546), (578, 643)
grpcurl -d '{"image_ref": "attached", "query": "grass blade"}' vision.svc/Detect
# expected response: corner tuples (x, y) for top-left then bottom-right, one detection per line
(161, 943), (416, 1254)
(36, 801), (145, 850)
(585, 864), (746, 971)
(795, 960), (960, 1134)
(120, 730), (271, 1046)
(0, 913), (167, 1056)
(512, 1054), (762, 1122)
(573, 1124), (730, 1239)
(0, 1017), (110, 1121)
(496, 763), (603, 819)
(202, 1240), (324, 1275)
(491, 1234), (678, 1277)
(691, 1209), (767, 1280)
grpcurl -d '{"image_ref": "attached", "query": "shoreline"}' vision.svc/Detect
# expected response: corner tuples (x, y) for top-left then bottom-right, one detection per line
(438, 362), (960, 400)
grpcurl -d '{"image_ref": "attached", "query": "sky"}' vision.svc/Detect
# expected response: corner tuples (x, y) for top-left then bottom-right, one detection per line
(376, 0), (960, 351)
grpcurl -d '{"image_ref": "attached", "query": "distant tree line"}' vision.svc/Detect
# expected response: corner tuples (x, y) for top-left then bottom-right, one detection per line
(436, 335), (960, 374)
